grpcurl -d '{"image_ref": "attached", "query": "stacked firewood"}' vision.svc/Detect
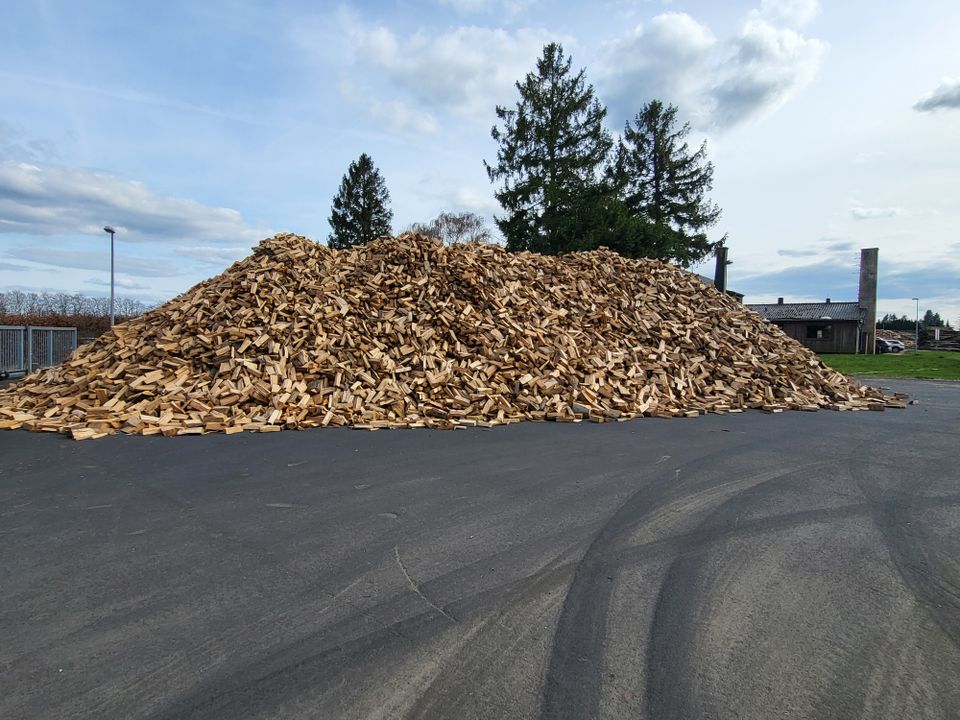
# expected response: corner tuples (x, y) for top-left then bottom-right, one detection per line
(0, 233), (900, 439)
(920, 327), (960, 351)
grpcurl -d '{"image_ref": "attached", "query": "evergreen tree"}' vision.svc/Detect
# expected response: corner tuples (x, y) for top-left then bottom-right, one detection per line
(615, 100), (722, 267)
(328, 153), (393, 249)
(922, 309), (944, 327)
(485, 43), (613, 254)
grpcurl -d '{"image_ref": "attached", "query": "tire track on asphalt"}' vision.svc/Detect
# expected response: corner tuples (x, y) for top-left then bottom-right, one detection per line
(400, 548), (583, 720)
(539, 438), (789, 720)
(641, 460), (842, 720)
(141, 539), (588, 720)
(76, 506), (610, 720)
(797, 430), (960, 720)
(643, 440), (960, 720)
(406, 494), (960, 720)
(847, 436), (960, 655)
(611, 493), (960, 572)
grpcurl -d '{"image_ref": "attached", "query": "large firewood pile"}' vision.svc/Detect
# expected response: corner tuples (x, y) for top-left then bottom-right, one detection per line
(0, 233), (900, 439)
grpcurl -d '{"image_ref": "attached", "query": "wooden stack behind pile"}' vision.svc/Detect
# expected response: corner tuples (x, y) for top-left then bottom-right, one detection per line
(920, 326), (960, 351)
(0, 233), (898, 439)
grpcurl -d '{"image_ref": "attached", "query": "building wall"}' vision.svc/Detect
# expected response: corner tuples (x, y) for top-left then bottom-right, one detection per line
(774, 321), (860, 353)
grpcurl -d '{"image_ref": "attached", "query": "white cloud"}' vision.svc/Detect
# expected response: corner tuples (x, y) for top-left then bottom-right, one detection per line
(609, 0), (678, 18)
(450, 186), (501, 217)
(175, 245), (252, 267)
(436, 0), (535, 14)
(337, 76), (440, 135)
(600, 13), (717, 126)
(776, 248), (818, 257)
(1, 70), (272, 129)
(353, 25), (555, 122)
(0, 160), (269, 243)
(439, 0), (490, 11)
(320, 5), (820, 134)
(853, 150), (884, 164)
(850, 206), (902, 220)
(711, 17), (826, 128)
(0, 121), (58, 163)
(599, 5), (826, 130)
(84, 276), (152, 291)
(370, 100), (439, 135)
(776, 237), (855, 257)
(406, 178), (501, 224)
(4, 246), (182, 277)
(914, 78), (960, 112)
(755, 0), (820, 28)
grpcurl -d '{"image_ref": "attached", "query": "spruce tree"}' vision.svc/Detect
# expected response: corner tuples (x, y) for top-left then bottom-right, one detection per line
(615, 100), (722, 267)
(328, 153), (393, 249)
(485, 43), (613, 254)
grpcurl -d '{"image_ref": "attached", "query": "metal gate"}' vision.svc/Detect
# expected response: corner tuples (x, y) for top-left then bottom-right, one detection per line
(0, 326), (26, 375)
(0, 326), (78, 376)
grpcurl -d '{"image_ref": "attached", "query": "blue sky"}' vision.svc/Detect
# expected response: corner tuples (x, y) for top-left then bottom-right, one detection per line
(1, 0), (958, 324)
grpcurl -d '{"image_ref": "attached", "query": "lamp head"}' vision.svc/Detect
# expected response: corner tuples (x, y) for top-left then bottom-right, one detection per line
(103, 226), (115, 234)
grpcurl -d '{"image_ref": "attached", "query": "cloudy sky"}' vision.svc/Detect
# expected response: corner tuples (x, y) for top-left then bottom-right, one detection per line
(1, 0), (958, 324)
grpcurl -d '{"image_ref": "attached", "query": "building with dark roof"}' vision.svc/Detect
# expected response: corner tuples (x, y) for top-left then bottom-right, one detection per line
(747, 298), (866, 353)
(745, 248), (879, 354)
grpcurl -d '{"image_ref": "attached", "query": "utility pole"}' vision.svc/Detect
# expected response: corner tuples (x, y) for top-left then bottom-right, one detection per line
(103, 226), (116, 326)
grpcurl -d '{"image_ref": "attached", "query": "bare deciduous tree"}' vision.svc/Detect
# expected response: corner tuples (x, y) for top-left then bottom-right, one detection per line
(408, 211), (492, 245)
(0, 290), (152, 336)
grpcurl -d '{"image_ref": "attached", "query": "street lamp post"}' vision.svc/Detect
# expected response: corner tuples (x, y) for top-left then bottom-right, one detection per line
(103, 226), (115, 326)
(911, 297), (919, 353)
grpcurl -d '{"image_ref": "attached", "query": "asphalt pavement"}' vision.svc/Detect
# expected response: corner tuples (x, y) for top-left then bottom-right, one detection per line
(2, 378), (959, 719)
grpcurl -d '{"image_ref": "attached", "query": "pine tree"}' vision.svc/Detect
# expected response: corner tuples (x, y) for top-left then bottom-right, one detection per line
(615, 100), (722, 267)
(485, 43), (613, 254)
(328, 153), (393, 249)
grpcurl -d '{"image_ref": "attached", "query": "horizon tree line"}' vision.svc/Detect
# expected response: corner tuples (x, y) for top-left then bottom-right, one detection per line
(0, 290), (151, 318)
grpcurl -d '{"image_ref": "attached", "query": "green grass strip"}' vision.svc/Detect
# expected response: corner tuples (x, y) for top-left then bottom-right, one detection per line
(819, 350), (960, 380)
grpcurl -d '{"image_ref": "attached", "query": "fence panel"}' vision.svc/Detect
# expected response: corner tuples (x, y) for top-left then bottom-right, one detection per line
(28, 327), (78, 371)
(0, 326), (77, 376)
(0, 326), (26, 374)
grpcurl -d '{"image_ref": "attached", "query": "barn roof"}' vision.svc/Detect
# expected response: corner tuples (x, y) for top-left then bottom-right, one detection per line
(746, 301), (864, 322)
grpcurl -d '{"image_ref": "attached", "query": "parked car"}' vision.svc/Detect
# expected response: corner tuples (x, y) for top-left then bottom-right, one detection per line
(876, 338), (905, 353)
